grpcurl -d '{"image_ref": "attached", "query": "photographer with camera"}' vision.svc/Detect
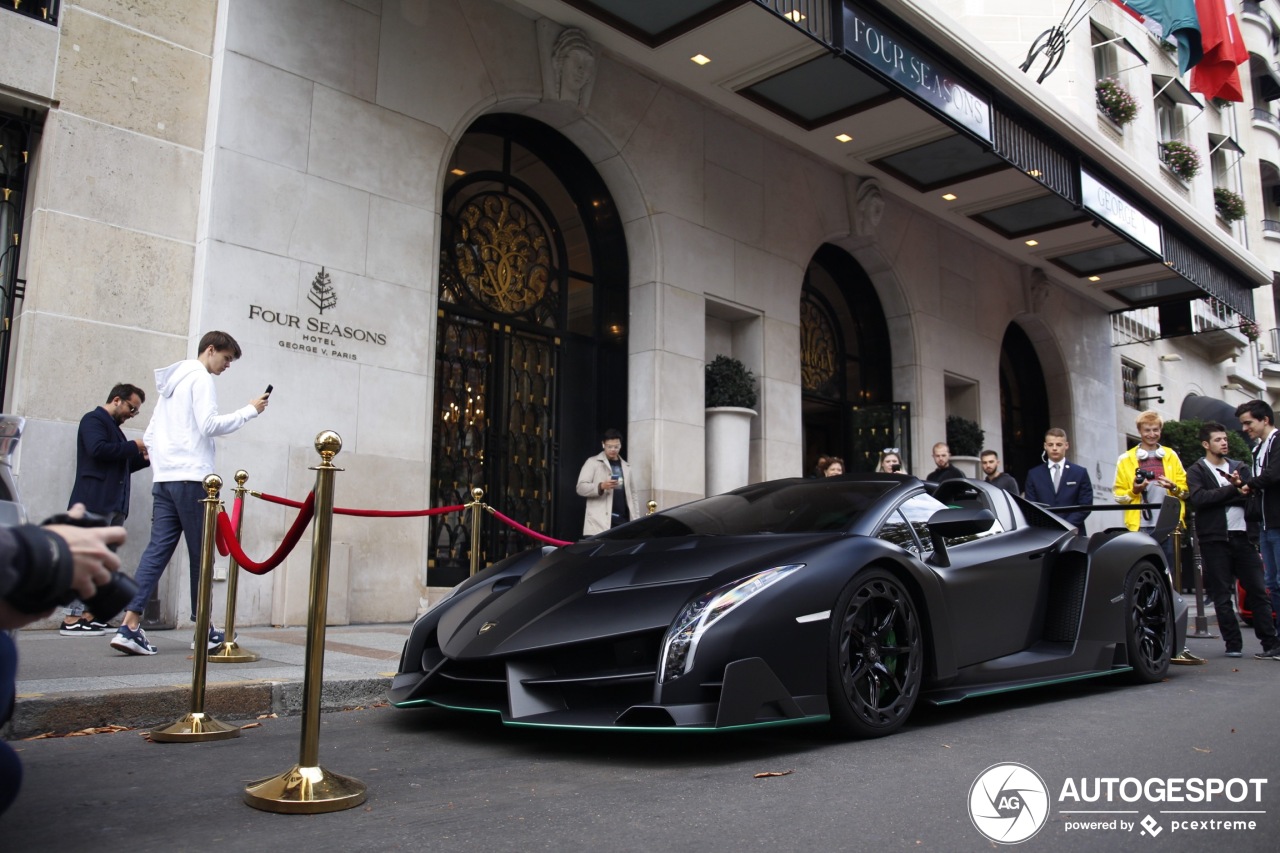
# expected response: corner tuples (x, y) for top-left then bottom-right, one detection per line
(2, 510), (127, 814)
(1114, 411), (1188, 565)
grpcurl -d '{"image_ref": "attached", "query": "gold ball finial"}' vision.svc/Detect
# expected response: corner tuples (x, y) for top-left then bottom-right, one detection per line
(315, 430), (343, 462)
(471, 486), (485, 502)
(235, 469), (249, 487)
(203, 473), (223, 496)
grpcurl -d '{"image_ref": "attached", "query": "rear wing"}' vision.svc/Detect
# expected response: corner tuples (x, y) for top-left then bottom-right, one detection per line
(1033, 496), (1181, 543)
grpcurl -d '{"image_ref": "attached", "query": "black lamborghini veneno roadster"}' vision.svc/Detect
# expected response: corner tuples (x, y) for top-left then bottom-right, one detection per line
(390, 475), (1186, 737)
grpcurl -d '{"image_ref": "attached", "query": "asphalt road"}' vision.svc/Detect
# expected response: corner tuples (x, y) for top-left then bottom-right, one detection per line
(2, 636), (1276, 852)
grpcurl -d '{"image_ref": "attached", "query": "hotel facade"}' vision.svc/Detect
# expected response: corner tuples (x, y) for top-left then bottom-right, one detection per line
(2, 0), (1277, 626)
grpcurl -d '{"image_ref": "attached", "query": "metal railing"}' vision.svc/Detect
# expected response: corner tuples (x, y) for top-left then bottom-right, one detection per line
(1263, 218), (1280, 232)
(1253, 108), (1280, 127)
(2, 0), (58, 25)
(1111, 307), (1161, 346)
(754, 0), (835, 46)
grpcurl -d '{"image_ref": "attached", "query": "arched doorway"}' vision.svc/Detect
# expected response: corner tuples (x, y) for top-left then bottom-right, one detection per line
(431, 114), (628, 584)
(999, 323), (1050, 486)
(800, 244), (901, 473)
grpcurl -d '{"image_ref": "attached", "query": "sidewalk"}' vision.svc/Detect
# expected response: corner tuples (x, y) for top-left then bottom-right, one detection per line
(3, 622), (412, 739)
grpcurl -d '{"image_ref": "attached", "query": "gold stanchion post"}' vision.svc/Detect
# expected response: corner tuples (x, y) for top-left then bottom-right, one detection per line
(150, 474), (241, 742)
(244, 431), (366, 813)
(647, 500), (657, 515)
(468, 486), (484, 577)
(1170, 524), (1184, 594)
(211, 469), (260, 663)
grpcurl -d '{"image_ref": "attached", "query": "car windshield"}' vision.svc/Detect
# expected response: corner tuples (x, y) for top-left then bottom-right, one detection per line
(600, 479), (900, 539)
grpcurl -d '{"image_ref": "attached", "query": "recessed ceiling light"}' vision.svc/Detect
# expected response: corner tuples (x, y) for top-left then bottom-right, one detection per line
(449, 168), (466, 176)
(1025, 239), (1039, 246)
(835, 133), (853, 143)
(1027, 168), (1042, 178)
(1087, 275), (1101, 282)
(691, 54), (711, 65)
(785, 10), (806, 22)
(941, 193), (957, 201)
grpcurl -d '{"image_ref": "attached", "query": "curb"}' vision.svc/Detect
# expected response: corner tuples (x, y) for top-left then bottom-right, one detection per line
(4, 676), (392, 739)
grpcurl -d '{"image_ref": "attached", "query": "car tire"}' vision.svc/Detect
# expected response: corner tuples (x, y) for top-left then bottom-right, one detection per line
(827, 568), (923, 738)
(1123, 561), (1174, 683)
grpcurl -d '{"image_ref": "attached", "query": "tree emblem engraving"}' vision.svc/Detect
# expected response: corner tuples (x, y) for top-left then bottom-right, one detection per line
(309, 267), (337, 313)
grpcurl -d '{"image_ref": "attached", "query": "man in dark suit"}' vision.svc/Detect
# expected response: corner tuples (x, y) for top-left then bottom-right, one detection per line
(59, 383), (148, 635)
(1023, 427), (1092, 528)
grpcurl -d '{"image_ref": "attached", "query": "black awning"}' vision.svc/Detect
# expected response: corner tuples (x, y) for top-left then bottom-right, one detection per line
(1179, 394), (1241, 428)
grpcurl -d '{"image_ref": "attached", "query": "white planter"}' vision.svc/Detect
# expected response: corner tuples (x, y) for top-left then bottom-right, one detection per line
(951, 455), (981, 478)
(705, 406), (756, 496)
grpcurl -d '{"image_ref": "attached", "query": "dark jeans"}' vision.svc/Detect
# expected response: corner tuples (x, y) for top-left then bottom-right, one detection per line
(1201, 533), (1279, 652)
(125, 481), (207, 619)
(1, 631), (20, 815)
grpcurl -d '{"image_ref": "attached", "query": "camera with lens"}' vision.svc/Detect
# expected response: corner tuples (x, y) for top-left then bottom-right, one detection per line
(3, 511), (137, 621)
(46, 511), (136, 621)
(1134, 469), (1154, 483)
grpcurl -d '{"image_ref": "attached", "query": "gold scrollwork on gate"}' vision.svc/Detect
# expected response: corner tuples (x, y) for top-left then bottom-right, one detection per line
(450, 193), (552, 316)
(801, 296), (837, 392)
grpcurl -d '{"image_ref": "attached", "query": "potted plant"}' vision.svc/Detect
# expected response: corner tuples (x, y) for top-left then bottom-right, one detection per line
(1214, 187), (1246, 223)
(705, 355), (757, 495)
(705, 354), (758, 409)
(945, 416), (985, 477)
(1096, 79), (1139, 126)
(1160, 140), (1201, 181)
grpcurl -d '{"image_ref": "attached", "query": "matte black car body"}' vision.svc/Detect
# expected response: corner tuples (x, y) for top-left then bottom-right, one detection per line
(391, 475), (1187, 735)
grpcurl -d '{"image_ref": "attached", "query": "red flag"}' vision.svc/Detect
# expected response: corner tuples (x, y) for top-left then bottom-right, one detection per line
(1190, 0), (1248, 101)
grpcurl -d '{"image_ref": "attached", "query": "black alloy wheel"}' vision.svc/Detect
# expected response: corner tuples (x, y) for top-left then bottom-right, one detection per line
(1124, 561), (1174, 683)
(827, 569), (923, 738)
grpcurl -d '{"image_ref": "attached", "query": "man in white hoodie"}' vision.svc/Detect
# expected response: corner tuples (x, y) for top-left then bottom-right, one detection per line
(110, 331), (269, 656)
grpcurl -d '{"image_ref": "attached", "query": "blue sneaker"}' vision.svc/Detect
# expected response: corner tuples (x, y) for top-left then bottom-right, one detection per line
(110, 625), (157, 656)
(191, 626), (229, 650)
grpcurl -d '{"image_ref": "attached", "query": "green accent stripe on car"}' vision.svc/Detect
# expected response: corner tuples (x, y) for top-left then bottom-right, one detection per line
(929, 667), (1134, 705)
(505, 715), (829, 733)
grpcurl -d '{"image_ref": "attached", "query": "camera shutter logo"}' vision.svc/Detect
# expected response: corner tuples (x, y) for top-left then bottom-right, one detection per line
(968, 762), (1050, 844)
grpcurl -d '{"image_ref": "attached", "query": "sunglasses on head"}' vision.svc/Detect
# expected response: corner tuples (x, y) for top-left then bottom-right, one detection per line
(882, 447), (900, 454)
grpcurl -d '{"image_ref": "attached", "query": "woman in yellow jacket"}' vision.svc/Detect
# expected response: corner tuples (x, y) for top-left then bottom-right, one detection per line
(1113, 410), (1189, 533)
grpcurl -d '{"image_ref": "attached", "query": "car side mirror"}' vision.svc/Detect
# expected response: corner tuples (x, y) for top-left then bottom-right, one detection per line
(926, 508), (996, 567)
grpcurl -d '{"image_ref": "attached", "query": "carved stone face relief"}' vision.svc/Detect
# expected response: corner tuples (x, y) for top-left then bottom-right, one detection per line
(854, 178), (885, 237)
(545, 27), (597, 109)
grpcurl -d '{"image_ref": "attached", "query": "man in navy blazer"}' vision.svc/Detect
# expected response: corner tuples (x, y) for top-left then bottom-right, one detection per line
(1023, 427), (1092, 528)
(60, 383), (149, 635)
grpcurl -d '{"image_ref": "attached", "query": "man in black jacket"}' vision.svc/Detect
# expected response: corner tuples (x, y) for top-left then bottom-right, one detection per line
(1235, 400), (1280, 660)
(60, 383), (148, 636)
(1187, 422), (1279, 659)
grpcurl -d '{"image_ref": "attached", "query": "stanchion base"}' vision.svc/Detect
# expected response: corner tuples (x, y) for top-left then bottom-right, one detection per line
(150, 712), (241, 742)
(1170, 648), (1208, 666)
(244, 764), (367, 814)
(209, 641), (261, 663)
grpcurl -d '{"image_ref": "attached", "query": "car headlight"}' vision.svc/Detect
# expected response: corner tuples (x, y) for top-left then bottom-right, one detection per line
(659, 564), (804, 683)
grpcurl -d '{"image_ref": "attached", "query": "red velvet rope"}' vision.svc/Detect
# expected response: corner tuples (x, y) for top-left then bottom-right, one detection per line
(215, 492), (315, 574)
(488, 508), (572, 547)
(215, 494), (244, 558)
(253, 491), (465, 517)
